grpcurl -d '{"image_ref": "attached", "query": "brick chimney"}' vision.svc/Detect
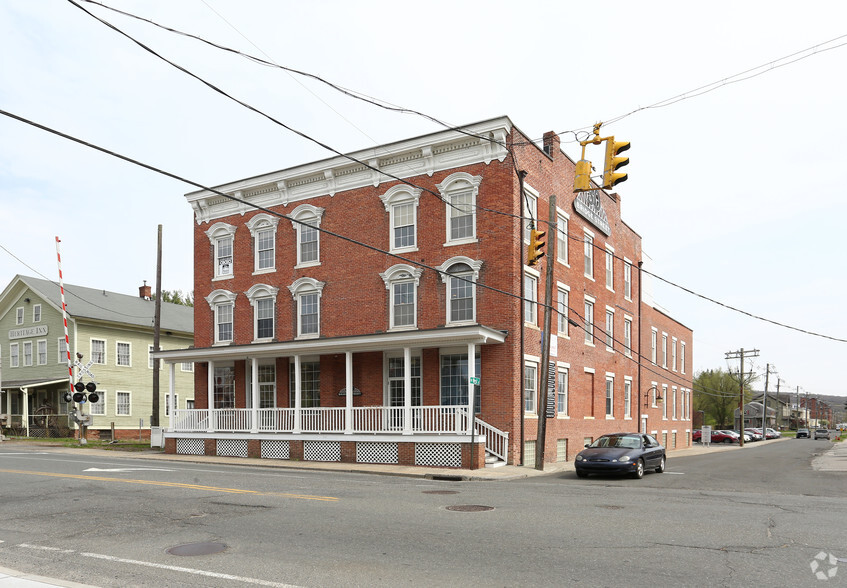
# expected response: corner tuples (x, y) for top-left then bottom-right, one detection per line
(139, 281), (152, 300)
(543, 131), (561, 157)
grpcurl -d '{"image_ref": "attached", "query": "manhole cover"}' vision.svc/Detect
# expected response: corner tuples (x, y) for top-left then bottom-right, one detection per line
(423, 490), (460, 495)
(167, 542), (227, 556)
(446, 505), (494, 512)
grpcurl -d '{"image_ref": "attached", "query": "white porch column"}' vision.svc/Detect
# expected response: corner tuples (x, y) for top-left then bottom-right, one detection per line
(467, 342), (476, 435)
(344, 351), (353, 434)
(168, 362), (175, 431)
(403, 346), (412, 435)
(22, 388), (29, 437)
(250, 357), (259, 433)
(207, 360), (215, 433)
(293, 355), (302, 434)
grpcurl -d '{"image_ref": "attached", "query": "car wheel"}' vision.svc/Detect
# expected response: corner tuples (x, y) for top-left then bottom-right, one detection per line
(575, 470), (588, 478)
(723, 438), (733, 444)
(655, 455), (665, 473)
(631, 459), (644, 479)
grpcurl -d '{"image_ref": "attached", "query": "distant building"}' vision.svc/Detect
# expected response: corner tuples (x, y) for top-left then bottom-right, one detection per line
(750, 392), (791, 429)
(155, 116), (693, 467)
(0, 275), (194, 440)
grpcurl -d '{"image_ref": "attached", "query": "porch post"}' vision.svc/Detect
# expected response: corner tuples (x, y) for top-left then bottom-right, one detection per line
(467, 342), (476, 435)
(207, 360), (215, 433)
(168, 362), (175, 431)
(22, 388), (29, 437)
(293, 354), (302, 434)
(344, 351), (353, 434)
(403, 346), (412, 435)
(250, 357), (259, 433)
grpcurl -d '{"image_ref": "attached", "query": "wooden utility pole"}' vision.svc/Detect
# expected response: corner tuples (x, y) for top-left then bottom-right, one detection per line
(535, 194), (556, 470)
(725, 347), (759, 446)
(152, 225), (162, 427)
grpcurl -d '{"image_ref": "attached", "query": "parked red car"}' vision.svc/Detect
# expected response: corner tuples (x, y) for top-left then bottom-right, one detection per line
(693, 429), (738, 444)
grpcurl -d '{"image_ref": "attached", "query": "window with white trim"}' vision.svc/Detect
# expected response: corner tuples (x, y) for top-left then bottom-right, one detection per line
(10, 343), (19, 368)
(524, 361), (537, 414)
(380, 185), (422, 253)
(524, 272), (538, 325)
(651, 382), (658, 407)
(23, 341), (32, 366)
(623, 317), (632, 357)
(624, 379), (632, 419)
(437, 172), (481, 244)
(584, 232), (594, 279)
(58, 338), (67, 364)
(116, 342), (131, 367)
(437, 256), (482, 325)
(605, 376), (614, 417)
(662, 385), (668, 419)
(91, 339), (105, 365)
(37, 340), (47, 365)
(584, 297), (595, 345)
(388, 355), (422, 408)
(681, 341), (686, 374)
(288, 277), (325, 338)
(556, 212), (568, 265)
(379, 264), (422, 330)
(290, 204), (325, 267)
(116, 391), (131, 416)
(557, 367), (568, 415)
(651, 328), (658, 364)
(605, 307), (614, 350)
(557, 286), (569, 337)
(248, 363), (277, 409)
(624, 260), (632, 300)
(522, 187), (538, 245)
(246, 213), (279, 273)
(214, 365), (236, 408)
(15, 307), (23, 325)
(289, 360), (320, 408)
(672, 337), (678, 371)
(181, 361), (194, 372)
(165, 393), (178, 416)
(672, 386), (678, 419)
(605, 247), (614, 291)
(662, 333), (668, 368)
(205, 289), (237, 344)
(33, 304), (42, 322)
(439, 352), (481, 413)
(205, 222), (236, 279)
(89, 390), (105, 415)
(247, 284), (279, 341)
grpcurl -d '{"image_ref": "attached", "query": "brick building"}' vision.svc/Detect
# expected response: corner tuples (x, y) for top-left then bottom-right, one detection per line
(155, 116), (693, 467)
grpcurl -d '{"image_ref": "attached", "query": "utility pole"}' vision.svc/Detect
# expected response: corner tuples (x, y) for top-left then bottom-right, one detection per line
(535, 193), (556, 470)
(152, 225), (162, 428)
(761, 364), (772, 434)
(725, 348), (759, 446)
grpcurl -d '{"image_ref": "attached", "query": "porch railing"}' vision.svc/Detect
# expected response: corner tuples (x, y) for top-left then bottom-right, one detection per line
(474, 417), (509, 462)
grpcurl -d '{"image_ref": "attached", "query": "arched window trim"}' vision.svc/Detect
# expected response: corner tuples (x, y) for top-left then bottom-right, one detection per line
(436, 172), (481, 246)
(380, 185), (422, 253)
(380, 264), (423, 331)
(437, 256), (482, 325)
(288, 277), (325, 339)
(204, 289), (237, 345)
(205, 222), (237, 279)
(289, 204), (325, 268)
(246, 213), (279, 274)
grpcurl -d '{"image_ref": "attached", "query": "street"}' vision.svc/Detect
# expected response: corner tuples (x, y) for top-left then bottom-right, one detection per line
(1, 439), (845, 587)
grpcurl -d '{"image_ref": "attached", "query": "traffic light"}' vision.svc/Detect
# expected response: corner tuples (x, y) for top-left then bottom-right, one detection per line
(602, 137), (630, 189)
(573, 159), (593, 192)
(527, 228), (546, 266)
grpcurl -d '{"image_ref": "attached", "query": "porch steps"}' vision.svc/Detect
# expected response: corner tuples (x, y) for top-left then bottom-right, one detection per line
(484, 452), (507, 468)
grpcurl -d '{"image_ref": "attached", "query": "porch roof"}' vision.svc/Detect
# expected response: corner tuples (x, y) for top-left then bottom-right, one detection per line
(1, 378), (69, 391)
(152, 324), (508, 364)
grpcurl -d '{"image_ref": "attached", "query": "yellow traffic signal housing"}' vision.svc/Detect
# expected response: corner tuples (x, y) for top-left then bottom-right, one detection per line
(602, 137), (630, 189)
(527, 228), (546, 266)
(573, 159), (592, 192)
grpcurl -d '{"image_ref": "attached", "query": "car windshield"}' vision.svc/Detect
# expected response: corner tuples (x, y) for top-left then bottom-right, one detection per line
(590, 435), (641, 449)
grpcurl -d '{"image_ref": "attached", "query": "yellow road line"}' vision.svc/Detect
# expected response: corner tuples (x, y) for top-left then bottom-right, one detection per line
(0, 469), (338, 501)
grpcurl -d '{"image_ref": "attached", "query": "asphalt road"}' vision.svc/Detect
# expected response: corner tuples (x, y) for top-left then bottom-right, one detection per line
(0, 439), (844, 587)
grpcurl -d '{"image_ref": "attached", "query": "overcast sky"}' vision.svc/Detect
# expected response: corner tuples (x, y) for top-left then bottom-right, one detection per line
(1, 1), (845, 399)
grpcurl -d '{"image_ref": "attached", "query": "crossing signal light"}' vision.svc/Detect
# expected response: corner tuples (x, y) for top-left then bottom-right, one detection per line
(63, 391), (74, 403)
(602, 137), (630, 189)
(528, 228), (546, 266)
(573, 159), (592, 192)
(71, 381), (97, 403)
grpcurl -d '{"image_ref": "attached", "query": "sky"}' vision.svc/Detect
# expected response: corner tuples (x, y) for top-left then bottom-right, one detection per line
(1, 1), (845, 400)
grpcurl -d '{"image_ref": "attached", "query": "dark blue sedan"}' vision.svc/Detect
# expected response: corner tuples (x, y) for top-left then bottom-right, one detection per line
(574, 433), (666, 479)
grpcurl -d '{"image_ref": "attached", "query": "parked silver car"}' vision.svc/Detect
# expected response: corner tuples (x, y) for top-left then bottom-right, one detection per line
(814, 428), (831, 440)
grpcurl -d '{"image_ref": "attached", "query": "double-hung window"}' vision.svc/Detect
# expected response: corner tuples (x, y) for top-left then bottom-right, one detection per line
(439, 352), (481, 413)
(557, 366), (569, 415)
(23, 341), (32, 366)
(437, 257), (482, 325)
(289, 361), (320, 408)
(116, 391), (131, 416)
(205, 222), (237, 279)
(605, 307), (614, 350)
(681, 342), (686, 374)
(247, 213), (279, 273)
(290, 204), (325, 267)
(205, 289), (237, 344)
(91, 339), (105, 364)
(662, 333), (668, 368)
(33, 304), (42, 322)
(624, 259), (633, 300)
(624, 379), (632, 419)
(623, 317), (633, 357)
(605, 247), (614, 291)
(584, 231), (594, 279)
(557, 286), (569, 337)
(288, 277), (325, 339)
(248, 363), (277, 409)
(584, 296), (595, 345)
(380, 265), (422, 330)
(524, 361), (537, 414)
(380, 186), (421, 252)
(116, 342), (131, 367)
(214, 365), (236, 408)
(247, 284), (279, 341)
(556, 212), (568, 265)
(37, 340), (47, 365)
(651, 328), (658, 364)
(605, 376), (614, 417)
(524, 271), (538, 326)
(15, 308), (23, 325)
(437, 172), (481, 245)
(10, 343), (19, 368)
(672, 338), (678, 371)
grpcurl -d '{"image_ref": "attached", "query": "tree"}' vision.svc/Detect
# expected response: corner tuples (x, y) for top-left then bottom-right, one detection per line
(155, 289), (194, 307)
(693, 368), (756, 429)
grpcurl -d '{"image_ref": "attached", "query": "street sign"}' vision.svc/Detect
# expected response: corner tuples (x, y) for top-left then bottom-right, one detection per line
(469, 377), (480, 385)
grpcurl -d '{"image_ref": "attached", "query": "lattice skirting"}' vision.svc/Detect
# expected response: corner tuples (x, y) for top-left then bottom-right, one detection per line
(217, 438), (248, 457)
(176, 438), (205, 455)
(356, 442), (399, 464)
(261, 440), (290, 460)
(415, 443), (462, 467)
(304, 440), (341, 462)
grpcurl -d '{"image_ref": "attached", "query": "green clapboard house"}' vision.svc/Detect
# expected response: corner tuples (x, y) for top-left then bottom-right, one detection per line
(0, 275), (194, 440)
